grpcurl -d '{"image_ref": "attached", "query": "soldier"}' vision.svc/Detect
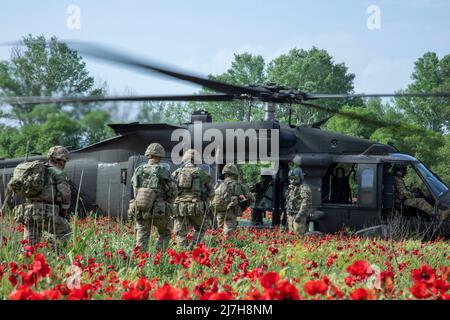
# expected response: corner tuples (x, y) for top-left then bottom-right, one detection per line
(212, 164), (255, 237)
(11, 146), (72, 247)
(285, 167), (312, 235)
(172, 149), (214, 249)
(130, 143), (177, 253)
(394, 164), (449, 221)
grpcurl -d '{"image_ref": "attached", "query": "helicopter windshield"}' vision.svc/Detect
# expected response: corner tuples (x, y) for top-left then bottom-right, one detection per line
(414, 163), (449, 197)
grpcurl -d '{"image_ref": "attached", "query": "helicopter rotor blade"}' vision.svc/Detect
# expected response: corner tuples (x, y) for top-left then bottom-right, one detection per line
(69, 42), (263, 96)
(0, 94), (237, 105)
(304, 92), (450, 100)
(298, 101), (427, 134)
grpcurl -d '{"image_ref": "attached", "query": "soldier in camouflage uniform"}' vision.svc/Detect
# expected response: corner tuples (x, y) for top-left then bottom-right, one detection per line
(394, 164), (449, 221)
(130, 143), (177, 253)
(212, 164), (255, 237)
(13, 146), (72, 246)
(172, 149), (214, 249)
(285, 167), (312, 235)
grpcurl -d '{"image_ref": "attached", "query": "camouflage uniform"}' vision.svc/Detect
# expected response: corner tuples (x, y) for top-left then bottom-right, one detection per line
(285, 167), (312, 235)
(285, 184), (312, 235)
(13, 146), (72, 246)
(395, 176), (435, 216)
(212, 164), (255, 237)
(393, 165), (450, 221)
(172, 149), (214, 248)
(130, 143), (177, 252)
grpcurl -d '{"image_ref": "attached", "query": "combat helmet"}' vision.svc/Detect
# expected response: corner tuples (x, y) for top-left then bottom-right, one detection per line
(145, 143), (165, 158)
(222, 164), (239, 176)
(393, 163), (407, 175)
(289, 167), (305, 185)
(182, 148), (201, 164)
(47, 146), (70, 161)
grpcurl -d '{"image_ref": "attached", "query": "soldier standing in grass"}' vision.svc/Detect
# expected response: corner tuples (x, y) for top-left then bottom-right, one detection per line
(129, 143), (177, 252)
(285, 166), (312, 235)
(212, 164), (255, 237)
(172, 149), (214, 249)
(9, 146), (72, 246)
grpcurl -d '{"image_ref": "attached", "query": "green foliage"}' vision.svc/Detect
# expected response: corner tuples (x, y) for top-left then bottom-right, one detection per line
(200, 53), (267, 122)
(325, 98), (386, 139)
(268, 47), (356, 124)
(395, 52), (450, 133)
(0, 34), (105, 125)
(80, 110), (115, 146)
(0, 35), (111, 158)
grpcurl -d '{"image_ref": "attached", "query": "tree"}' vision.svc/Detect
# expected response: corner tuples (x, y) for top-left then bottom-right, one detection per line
(80, 110), (115, 146)
(267, 47), (356, 124)
(395, 52), (450, 133)
(325, 98), (386, 139)
(199, 53), (267, 122)
(0, 34), (105, 125)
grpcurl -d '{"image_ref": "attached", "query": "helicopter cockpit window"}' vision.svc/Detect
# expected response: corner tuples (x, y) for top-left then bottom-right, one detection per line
(414, 163), (449, 197)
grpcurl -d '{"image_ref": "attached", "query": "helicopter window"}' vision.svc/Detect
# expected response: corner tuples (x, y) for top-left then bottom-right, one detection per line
(358, 166), (376, 208)
(414, 163), (448, 197)
(361, 169), (374, 188)
(394, 164), (432, 203)
(322, 163), (357, 205)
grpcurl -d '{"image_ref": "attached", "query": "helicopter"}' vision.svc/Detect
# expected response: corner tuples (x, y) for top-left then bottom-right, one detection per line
(0, 42), (449, 238)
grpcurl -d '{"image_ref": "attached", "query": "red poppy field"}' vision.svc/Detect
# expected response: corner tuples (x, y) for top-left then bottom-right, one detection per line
(0, 214), (449, 300)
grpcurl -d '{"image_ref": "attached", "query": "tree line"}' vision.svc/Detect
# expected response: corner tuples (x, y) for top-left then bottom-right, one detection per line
(0, 35), (449, 185)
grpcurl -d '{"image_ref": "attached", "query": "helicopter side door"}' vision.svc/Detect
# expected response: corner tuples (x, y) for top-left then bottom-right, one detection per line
(319, 161), (382, 233)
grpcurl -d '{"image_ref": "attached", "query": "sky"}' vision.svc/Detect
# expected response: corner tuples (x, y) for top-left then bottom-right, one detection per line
(0, 0), (449, 97)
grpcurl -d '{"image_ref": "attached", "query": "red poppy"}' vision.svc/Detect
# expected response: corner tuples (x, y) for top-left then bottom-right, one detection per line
(67, 284), (94, 300)
(346, 260), (374, 278)
(410, 282), (432, 299)
(260, 271), (280, 289)
(350, 288), (368, 300)
(31, 253), (51, 278)
(303, 279), (328, 296)
(276, 280), (301, 300)
(193, 247), (211, 267)
(152, 283), (191, 300)
(411, 265), (436, 286)
(9, 285), (33, 300)
(200, 291), (234, 300)
(433, 279), (449, 295)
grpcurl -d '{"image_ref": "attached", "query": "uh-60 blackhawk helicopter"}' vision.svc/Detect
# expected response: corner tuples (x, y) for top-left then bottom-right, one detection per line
(0, 42), (449, 238)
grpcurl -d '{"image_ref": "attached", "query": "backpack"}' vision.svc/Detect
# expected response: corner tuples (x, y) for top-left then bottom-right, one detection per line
(212, 179), (237, 211)
(177, 165), (201, 192)
(137, 164), (162, 189)
(8, 160), (46, 198)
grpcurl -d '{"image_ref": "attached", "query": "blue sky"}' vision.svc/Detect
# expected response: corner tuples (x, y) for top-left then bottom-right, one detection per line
(0, 0), (449, 96)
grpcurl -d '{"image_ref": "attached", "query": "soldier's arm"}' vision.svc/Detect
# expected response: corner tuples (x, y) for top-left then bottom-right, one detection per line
(162, 168), (178, 202)
(49, 168), (72, 210)
(130, 168), (141, 197)
(201, 171), (215, 200)
(56, 181), (71, 210)
(395, 177), (414, 199)
(242, 183), (256, 206)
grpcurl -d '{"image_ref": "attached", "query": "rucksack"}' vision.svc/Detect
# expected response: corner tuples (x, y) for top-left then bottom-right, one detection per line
(212, 179), (237, 211)
(8, 160), (46, 198)
(137, 164), (162, 189)
(178, 165), (201, 192)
